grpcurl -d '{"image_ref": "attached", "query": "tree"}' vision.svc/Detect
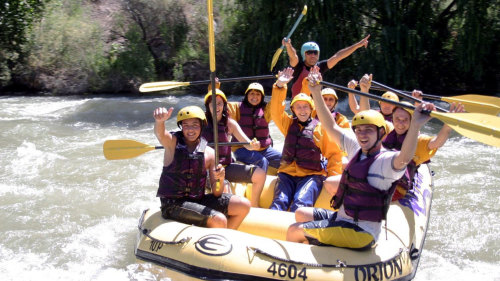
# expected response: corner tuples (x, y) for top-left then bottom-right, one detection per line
(124, 0), (189, 80)
(0, 0), (46, 87)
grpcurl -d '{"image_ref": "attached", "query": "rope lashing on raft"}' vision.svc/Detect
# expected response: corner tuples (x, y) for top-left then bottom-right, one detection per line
(247, 246), (406, 268)
(139, 227), (192, 245)
(137, 209), (192, 245)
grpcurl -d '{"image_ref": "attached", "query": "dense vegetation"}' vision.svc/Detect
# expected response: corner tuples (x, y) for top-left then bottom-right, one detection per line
(0, 0), (498, 95)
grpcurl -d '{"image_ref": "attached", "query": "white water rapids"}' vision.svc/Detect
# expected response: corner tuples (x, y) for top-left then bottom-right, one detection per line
(0, 95), (498, 280)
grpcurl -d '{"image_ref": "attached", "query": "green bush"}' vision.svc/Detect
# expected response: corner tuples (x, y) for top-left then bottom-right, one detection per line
(18, 0), (109, 94)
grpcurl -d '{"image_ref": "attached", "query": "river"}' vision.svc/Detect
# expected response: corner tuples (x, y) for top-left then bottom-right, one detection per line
(0, 94), (498, 281)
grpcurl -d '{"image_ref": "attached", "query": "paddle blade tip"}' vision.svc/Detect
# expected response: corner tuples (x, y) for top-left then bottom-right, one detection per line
(302, 5), (307, 15)
(270, 48), (283, 71)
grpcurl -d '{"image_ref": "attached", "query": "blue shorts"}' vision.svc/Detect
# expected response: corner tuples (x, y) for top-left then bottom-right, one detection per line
(160, 193), (232, 227)
(302, 208), (375, 250)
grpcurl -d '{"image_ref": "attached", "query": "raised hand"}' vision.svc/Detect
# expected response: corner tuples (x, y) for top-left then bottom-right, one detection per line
(347, 80), (358, 89)
(359, 74), (372, 92)
(412, 102), (435, 129)
(276, 67), (294, 88)
(359, 34), (370, 48)
(282, 37), (292, 47)
(449, 102), (465, 113)
(307, 65), (322, 95)
(153, 107), (174, 122)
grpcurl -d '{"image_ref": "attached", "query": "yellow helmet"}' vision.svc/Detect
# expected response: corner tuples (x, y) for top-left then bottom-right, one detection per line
(245, 82), (264, 96)
(177, 106), (207, 127)
(291, 93), (314, 109)
(379, 91), (399, 104)
(352, 110), (386, 128)
(204, 89), (227, 104)
(394, 101), (414, 116)
(321, 87), (338, 100)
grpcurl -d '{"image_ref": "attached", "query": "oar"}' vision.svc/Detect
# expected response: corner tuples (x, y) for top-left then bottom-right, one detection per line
(371, 81), (449, 113)
(320, 80), (500, 148)
(370, 85), (500, 116)
(270, 5), (307, 71)
(103, 139), (250, 160)
(207, 0), (222, 191)
(139, 74), (275, 93)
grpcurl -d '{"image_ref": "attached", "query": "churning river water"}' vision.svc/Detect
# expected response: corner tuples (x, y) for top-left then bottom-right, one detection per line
(0, 94), (498, 281)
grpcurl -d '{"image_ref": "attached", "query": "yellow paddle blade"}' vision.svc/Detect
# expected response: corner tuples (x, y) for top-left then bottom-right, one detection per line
(139, 81), (191, 92)
(103, 140), (157, 160)
(451, 94), (500, 107)
(441, 95), (500, 116)
(431, 111), (500, 148)
(270, 47), (283, 71)
(207, 0), (216, 72)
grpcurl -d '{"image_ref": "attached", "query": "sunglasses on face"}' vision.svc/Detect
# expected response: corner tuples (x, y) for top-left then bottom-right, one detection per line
(305, 50), (318, 55)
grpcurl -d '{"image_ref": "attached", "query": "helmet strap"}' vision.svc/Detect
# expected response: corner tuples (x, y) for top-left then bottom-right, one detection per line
(367, 127), (385, 154)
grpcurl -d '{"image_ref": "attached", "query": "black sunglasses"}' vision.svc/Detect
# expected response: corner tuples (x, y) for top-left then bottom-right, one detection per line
(305, 50), (318, 55)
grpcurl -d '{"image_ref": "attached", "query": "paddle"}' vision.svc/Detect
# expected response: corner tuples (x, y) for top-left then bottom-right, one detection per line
(320, 80), (500, 148)
(369, 84), (500, 116)
(207, 0), (222, 191)
(139, 74), (276, 93)
(103, 139), (250, 160)
(270, 5), (307, 71)
(371, 81), (449, 113)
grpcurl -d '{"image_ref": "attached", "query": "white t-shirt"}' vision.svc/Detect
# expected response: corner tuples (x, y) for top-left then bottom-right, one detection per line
(336, 130), (406, 240)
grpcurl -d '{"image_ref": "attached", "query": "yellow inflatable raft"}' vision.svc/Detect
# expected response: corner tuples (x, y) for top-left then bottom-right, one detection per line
(135, 164), (433, 281)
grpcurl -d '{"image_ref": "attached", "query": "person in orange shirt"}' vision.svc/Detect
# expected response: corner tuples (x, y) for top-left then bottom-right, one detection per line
(269, 67), (343, 212)
(384, 96), (465, 200)
(347, 76), (399, 122)
(299, 77), (350, 130)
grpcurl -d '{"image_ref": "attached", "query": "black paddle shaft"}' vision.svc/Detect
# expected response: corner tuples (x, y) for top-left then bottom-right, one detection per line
(189, 75), (276, 86)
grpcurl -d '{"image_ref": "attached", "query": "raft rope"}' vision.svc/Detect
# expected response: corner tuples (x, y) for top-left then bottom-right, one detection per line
(247, 246), (405, 268)
(137, 209), (191, 245)
(139, 227), (191, 245)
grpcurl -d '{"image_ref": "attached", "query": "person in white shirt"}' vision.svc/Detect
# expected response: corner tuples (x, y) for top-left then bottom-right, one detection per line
(286, 66), (435, 249)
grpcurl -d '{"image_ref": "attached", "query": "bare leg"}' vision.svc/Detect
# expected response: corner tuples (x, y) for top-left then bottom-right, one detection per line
(226, 195), (251, 229)
(286, 222), (309, 244)
(206, 213), (227, 228)
(295, 207), (315, 222)
(250, 167), (266, 207)
(323, 175), (341, 197)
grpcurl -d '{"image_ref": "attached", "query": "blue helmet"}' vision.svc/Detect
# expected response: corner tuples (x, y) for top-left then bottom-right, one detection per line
(300, 42), (320, 61)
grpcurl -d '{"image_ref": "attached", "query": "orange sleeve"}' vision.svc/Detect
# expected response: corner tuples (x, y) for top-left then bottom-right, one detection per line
(336, 113), (351, 129)
(300, 78), (311, 96)
(413, 135), (437, 165)
(317, 125), (343, 176)
(270, 84), (292, 136)
(227, 102), (240, 121)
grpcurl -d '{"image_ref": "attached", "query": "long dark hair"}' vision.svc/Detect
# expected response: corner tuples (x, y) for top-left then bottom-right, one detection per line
(243, 91), (266, 108)
(204, 95), (229, 127)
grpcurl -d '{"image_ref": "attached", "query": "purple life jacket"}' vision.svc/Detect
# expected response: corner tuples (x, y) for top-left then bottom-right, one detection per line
(379, 109), (393, 122)
(314, 109), (338, 122)
(383, 130), (424, 196)
(238, 102), (272, 148)
(202, 121), (231, 166)
(281, 118), (323, 171)
(331, 149), (397, 222)
(157, 131), (207, 200)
